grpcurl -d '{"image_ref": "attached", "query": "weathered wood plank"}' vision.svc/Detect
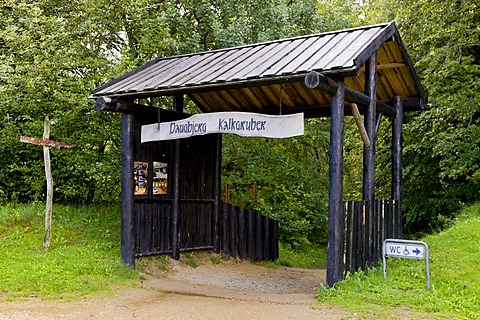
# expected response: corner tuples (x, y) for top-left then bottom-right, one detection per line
(20, 136), (76, 149)
(238, 207), (246, 259)
(255, 213), (263, 261)
(247, 210), (255, 260)
(222, 202), (230, 255)
(230, 205), (238, 258)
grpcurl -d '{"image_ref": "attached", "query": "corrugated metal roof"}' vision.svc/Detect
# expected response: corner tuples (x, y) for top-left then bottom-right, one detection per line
(93, 22), (427, 116)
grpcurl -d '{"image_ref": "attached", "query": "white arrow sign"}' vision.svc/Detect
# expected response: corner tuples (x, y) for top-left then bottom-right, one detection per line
(385, 242), (425, 259)
(383, 238), (430, 290)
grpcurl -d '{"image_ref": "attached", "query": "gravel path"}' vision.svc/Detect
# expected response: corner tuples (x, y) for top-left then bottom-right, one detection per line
(0, 259), (358, 319)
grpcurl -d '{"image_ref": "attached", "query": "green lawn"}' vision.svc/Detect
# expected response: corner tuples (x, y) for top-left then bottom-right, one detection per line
(2, 200), (479, 320)
(316, 202), (480, 319)
(0, 203), (138, 300)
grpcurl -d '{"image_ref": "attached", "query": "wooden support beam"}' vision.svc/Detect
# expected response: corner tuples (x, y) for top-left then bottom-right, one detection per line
(392, 96), (403, 237)
(121, 113), (135, 267)
(171, 94), (183, 260)
(305, 71), (396, 116)
(213, 133), (222, 253)
(349, 103), (370, 148)
(360, 62), (405, 72)
(96, 97), (189, 121)
(326, 78), (345, 287)
(363, 53), (377, 269)
(363, 53), (377, 202)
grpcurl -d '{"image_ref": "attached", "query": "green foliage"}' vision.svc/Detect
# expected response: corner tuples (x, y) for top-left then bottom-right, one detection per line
(0, 0), (333, 206)
(183, 252), (201, 268)
(0, 203), (138, 300)
(276, 242), (327, 269)
(0, 0), (123, 204)
(317, 202), (480, 319)
(358, 0), (480, 235)
(222, 118), (330, 247)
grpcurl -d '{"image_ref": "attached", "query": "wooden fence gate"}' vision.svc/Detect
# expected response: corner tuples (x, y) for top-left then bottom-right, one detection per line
(343, 199), (401, 276)
(133, 200), (278, 261)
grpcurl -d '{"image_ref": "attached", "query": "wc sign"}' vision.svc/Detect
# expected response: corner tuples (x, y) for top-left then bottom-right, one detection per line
(382, 239), (430, 290)
(385, 241), (425, 259)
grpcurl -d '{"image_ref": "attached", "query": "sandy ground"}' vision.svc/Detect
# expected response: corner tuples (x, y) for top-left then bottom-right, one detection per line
(0, 259), (359, 320)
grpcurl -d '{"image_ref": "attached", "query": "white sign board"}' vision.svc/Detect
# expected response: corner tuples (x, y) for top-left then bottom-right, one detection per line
(383, 238), (430, 290)
(141, 112), (304, 142)
(384, 242), (425, 259)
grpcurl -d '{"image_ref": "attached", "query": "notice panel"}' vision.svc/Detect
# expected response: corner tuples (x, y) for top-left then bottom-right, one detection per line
(141, 112), (304, 142)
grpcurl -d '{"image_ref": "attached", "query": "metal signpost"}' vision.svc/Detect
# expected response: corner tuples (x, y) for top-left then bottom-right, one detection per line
(382, 239), (430, 290)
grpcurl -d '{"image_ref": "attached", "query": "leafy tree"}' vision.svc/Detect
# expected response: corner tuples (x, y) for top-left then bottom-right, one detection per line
(0, 0), (124, 203)
(0, 0), (363, 246)
(361, 0), (480, 234)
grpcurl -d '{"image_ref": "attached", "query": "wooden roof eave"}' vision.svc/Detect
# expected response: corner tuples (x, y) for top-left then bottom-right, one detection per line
(90, 66), (360, 101)
(351, 22), (427, 110)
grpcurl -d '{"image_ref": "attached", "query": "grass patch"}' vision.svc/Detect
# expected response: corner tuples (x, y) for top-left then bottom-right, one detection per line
(316, 202), (480, 319)
(276, 242), (327, 269)
(0, 202), (138, 301)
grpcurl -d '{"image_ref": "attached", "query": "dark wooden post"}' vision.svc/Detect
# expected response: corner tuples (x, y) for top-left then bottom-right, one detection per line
(363, 52), (377, 201)
(171, 94), (183, 260)
(213, 134), (222, 253)
(392, 96), (403, 237)
(121, 112), (135, 267)
(363, 53), (377, 268)
(327, 78), (345, 287)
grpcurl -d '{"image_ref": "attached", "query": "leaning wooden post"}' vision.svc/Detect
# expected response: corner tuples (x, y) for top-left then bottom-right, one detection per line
(363, 53), (377, 268)
(327, 79), (346, 287)
(171, 94), (183, 260)
(392, 96), (403, 238)
(19, 116), (76, 251)
(121, 112), (135, 267)
(43, 117), (53, 251)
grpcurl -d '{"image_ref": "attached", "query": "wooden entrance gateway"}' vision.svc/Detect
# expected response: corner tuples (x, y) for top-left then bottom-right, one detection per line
(92, 22), (427, 286)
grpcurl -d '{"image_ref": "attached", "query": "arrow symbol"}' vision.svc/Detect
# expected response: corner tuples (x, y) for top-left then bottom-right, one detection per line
(413, 248), (421, 255)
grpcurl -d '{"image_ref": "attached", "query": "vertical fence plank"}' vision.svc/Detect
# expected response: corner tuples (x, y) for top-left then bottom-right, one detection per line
(247, 209), (255, 260)
(353, 201), (362, 272)
(344, 201), (354, 275)
(255, 212), (263, 261)
(342, 199), (399, 279)
(396, 200), (402, 239)
(272, 219), (279, 260)
(238, 207), (246, 259)
(222, 202), (230, 255)
(374, 200), (381, 264)
(263, 215), (270, 260)
(230, 205), (238, 258)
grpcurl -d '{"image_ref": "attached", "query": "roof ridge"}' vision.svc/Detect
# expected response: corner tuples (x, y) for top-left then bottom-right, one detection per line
(148, 22), (394, 62)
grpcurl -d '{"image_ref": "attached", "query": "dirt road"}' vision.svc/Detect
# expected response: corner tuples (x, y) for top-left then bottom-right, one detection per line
(0, 259), (357, 319)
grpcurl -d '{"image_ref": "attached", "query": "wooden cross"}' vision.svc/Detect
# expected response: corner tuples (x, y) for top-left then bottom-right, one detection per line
(19, 116), (76, 250)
